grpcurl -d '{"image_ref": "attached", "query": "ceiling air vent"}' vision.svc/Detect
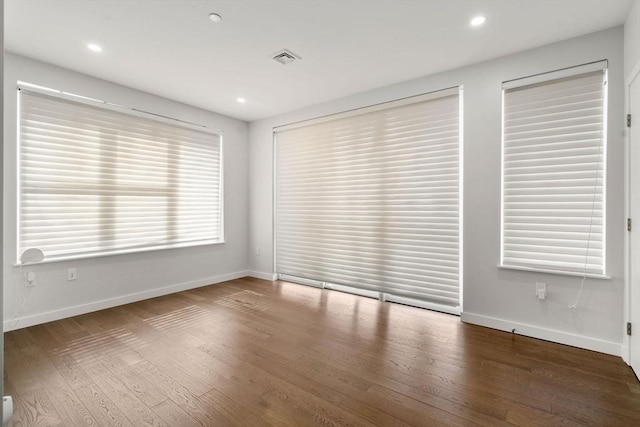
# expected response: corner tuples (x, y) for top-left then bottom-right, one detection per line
(272, 49), (301, 65)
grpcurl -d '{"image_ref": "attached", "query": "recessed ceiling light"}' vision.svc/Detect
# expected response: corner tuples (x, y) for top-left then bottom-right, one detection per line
(87, 43), (102, 52)
(237, 97), (246, 104)
(470, 16), (486, 27)
(208, 13), (222, 23)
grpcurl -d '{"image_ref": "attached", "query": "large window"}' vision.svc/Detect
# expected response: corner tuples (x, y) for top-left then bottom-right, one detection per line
(501, 62), (607, 276)
(275, 88), (462, 313)
(18, 87), (223, 263)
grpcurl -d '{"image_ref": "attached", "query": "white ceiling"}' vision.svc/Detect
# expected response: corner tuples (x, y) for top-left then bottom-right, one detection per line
(5, 0), (634, 122)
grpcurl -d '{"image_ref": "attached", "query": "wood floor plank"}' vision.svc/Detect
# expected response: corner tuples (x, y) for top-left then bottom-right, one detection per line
(83, 361), (168, 427)
(74, 382), (135, 427)
(132, 343), (216, 397)
(4, 349), (43, 395)
(26, 324), (65, 352)
(47, 353), (94, 391)
(150, 398), (201, 427)
(194, 335), (382, 426)
(242, 323), (551, 417)
(5, 277), (640, 427)
(4, 328), (37, 351)
(201, 335), (459, 426)
(504, 402), (585, 427)
(43, 384), (99, 426)
(100, 355), (167, 408)
(260, 388), (377, 427)
(198, 387), (271, 427)
(11, 389), (65, 427)
(5, 344), (67, 395)
(131, 359), (233, 426)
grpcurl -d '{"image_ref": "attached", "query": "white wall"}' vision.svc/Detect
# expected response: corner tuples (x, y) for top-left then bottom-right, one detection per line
(625, 0), (640, 79)
(3, 53), (250, 330)
(249, 27), (625, 355)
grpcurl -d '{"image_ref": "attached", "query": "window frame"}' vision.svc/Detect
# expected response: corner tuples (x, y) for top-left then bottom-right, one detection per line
(273, 87), (464, 314)
(16, 83), (224, 265)
(499, 61), (608, 278)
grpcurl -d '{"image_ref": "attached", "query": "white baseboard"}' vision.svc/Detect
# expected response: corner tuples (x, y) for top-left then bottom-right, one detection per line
(461, 312), (622, 357)
(3, 270), (249, 332)
(247, 271), (277, 281)
(621, 342), (630, 365)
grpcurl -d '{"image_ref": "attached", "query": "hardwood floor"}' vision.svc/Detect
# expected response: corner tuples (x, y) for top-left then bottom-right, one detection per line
(4, 277), (639, 426)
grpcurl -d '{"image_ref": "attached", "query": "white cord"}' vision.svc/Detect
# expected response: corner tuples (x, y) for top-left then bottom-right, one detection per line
(565, 74), (606, 310)
(8, 265), (33, 328)
(567, 276), (586, 310)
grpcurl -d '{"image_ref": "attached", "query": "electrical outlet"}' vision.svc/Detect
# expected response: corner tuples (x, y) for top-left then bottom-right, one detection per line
(67, 268), (77, 281)
(536, 282), (546, 300)
(255, 246), (260, 256)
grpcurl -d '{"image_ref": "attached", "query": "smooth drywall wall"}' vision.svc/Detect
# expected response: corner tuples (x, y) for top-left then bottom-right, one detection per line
(625, 0), (640, 78)
(3, 53), (250, 330)
(249, 27), (625, 355)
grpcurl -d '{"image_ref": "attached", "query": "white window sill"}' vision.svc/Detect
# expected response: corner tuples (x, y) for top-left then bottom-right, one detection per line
(15, 239), (225, 267)
(498, 264), (611, 280)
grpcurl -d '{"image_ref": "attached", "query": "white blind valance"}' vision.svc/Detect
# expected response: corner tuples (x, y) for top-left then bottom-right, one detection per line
(18, 88), (223, 263)
(275, 89), (461, 309)
(501, 66), (607, 276)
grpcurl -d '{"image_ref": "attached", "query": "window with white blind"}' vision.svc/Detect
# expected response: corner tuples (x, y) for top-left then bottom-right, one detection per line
(275, 88), (462, 313)
(501, 61), (607, 276)
(17, 86), (223, 263)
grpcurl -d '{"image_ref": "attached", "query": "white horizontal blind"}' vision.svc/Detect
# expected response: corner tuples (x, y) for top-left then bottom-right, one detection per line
(502, 67), (606, 276)
(275, 89), (461, 309)
(18, 89), (223, 262)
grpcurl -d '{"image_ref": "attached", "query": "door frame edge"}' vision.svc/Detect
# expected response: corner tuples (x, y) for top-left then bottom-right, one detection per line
(623, 60), (640, 365)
